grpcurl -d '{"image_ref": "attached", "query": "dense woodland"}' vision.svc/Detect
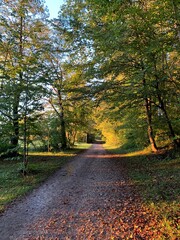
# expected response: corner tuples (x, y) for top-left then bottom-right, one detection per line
(0, 0), (179, 166)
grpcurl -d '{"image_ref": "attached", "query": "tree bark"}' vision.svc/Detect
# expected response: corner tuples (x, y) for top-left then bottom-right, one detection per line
(156, 89), (179, 147)
(144, 97), (158, 152)
(60, 113), (67, 150)
(11, 93), (20, 156)
(21, 14), (28, 171)
(49, 92), (67, 150)
(142, 69), (158, 152)
(154, 65), (179, 147)
(23, 114), (28, 172)
(11, 107), (19, 147)
(57, 90), (67, 150)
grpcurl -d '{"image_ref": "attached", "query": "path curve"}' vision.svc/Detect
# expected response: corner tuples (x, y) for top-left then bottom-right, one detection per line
(0, 144), (155, 239)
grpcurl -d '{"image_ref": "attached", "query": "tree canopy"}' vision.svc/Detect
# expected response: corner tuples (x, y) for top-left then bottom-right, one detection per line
(0, 0), (179, 167)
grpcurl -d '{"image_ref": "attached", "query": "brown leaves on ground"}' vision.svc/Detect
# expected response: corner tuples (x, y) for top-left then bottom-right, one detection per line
(1, 145), (179, 240)
(23, 188), (179, 240)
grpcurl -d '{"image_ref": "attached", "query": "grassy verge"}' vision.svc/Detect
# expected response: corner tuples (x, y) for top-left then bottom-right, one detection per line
(105, 145), (180, 239)
(0, 144), (91, 213)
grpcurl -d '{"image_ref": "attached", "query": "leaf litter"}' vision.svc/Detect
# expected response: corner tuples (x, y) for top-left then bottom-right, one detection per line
(0, 144), (179, 239)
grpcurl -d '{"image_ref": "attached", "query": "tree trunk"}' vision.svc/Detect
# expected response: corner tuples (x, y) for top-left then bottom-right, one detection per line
(11, 94), (20, 156)
(11, 116), (19, 147)
(145, 98), (158, 152)
(153, 64), (179, 147)
(23, 114), (28, 172)
(60, 114), (67, 150)
(157, 91), (179, 147)
(72, 131), (77, 146)
(49, 90), (67, 150)
(10, 15), (23, 156)
(142, 70), (158, 152)
(21, 14), (28, 172)
(58, 94), (67, 150)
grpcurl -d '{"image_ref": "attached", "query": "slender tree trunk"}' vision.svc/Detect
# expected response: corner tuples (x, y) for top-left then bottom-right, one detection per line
(11, 100), (20, 149)
(72, 131), (77, 146)
(23, 114), (28, 171)
(47, 127), (50, 152)
(20, 14), (28, 172)
(142, 70), (158, 152)
(57, 90), (67, 150)
(156, 89), (179, 147)
(49, 92), (67, 150)
(60, 114), (67, 149)
(11, 89), (21, 157)
(144, 97), (158, 152)
(23, 78), (28, 172)
(154, 63), (179, 147)
(12, 20), (22, 150)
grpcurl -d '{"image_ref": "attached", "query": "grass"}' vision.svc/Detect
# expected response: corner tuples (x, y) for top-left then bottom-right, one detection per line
(105, 145), (180, 239)
(0, 143), (91, 213)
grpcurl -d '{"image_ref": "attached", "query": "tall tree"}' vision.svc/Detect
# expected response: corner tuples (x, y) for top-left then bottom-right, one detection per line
(58, 0), (179, 150)
(0, 0), (50, 158)
(48, 60), (67, 150)
(46, 11), (94, 149)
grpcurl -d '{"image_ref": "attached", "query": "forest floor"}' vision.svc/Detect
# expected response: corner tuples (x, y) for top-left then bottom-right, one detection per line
(0, 144), (179, 239)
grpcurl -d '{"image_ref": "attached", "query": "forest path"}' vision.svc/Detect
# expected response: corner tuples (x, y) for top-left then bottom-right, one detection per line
(0, 144), (154, 239)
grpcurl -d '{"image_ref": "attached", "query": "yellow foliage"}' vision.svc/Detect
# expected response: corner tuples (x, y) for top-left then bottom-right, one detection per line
(97, 120), (121, 146)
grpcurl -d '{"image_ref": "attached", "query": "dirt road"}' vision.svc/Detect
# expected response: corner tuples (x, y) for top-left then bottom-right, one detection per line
(0, 144), (155, 239)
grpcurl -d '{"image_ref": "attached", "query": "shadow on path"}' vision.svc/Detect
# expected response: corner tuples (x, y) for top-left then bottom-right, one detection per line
(0, 144), (162, 239)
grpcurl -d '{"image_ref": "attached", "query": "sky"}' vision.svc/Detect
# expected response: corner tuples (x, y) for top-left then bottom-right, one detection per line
(45, 0), (65, 19)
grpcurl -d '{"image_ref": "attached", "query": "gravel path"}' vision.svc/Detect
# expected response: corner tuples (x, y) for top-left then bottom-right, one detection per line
(0, 144), (156, 240)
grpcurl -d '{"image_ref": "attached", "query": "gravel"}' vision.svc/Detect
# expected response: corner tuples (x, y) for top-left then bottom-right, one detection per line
(0, 144), (157, 240)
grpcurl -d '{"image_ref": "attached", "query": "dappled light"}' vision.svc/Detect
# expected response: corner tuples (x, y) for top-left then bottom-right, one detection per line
(0, 144), (179, 239)
(29, 152), (76, 158)
(0, 0), (179, 238)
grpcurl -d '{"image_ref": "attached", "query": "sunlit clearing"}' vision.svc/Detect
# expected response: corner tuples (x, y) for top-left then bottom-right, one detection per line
(28, 152), (75, 157)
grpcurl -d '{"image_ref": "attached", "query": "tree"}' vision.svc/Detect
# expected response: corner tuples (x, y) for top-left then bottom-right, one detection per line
(0, 0), (51, 162)
(47, 53), (93, 149)
(58, 0), (179, 150)
(45, 12), (95, 149)
(48, 63), (67, 150)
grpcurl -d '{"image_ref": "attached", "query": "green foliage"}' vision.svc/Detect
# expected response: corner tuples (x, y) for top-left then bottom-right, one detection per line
(0, 0), (179, 159)
(60, 0), (179, 150)
(0, 0), (51, 156)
